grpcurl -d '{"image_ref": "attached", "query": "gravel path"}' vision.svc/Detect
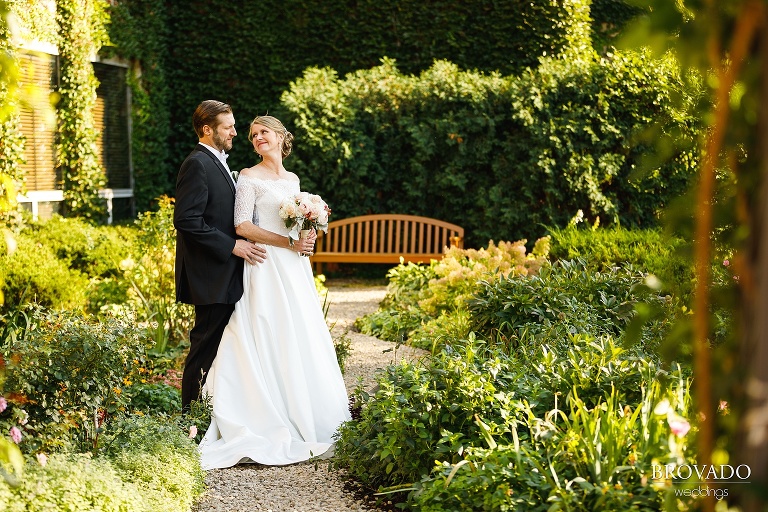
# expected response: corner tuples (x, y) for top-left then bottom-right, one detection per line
(193, 281), (427, 512)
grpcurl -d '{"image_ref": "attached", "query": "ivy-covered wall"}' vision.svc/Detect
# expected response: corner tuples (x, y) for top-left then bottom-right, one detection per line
(105, 0), (172, 212)
(162, 0), (593, 175)
(105, 0), (643, 213)
(6, 0), (648, 223)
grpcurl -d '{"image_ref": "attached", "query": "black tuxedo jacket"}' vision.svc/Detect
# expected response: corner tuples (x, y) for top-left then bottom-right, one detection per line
(174, 144), (244, 305)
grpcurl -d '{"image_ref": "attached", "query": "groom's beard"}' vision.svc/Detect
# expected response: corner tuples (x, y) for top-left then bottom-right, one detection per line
(211, 132), (233, 152)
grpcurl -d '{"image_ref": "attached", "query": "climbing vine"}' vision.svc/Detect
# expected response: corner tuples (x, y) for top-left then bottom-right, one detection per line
(55, 0), (109, 222)
(0, 0), (24, 226)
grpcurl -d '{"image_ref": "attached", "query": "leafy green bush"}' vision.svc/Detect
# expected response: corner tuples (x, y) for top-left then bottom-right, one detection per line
(0, 415), (205, 511)
(24, 215), (135, 279)
(334, 335), (664, 496)
(411, 375), (694, 511)
(0, 453), (146, 511)
(355, 260), (437, 342)
(283, 50), (699, 247)
(407, 309), (473, 353)
(99, 415), (205, 510)
(356, 239), (549, 346)
(467, 259), (671, 354)
(548, 223), (692, 298)
(0, 233), (90, 311)
(334, 337), (522, 490)
(124, 382), (181, 416)
(2, 308), (149, 452)
(16, 215), (138, 312)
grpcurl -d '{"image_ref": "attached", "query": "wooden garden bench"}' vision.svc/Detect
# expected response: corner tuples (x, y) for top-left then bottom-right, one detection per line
(310, 214), (464, 272)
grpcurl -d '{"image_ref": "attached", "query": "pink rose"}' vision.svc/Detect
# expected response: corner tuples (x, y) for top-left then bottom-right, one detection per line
(668, 417), (691, 437)
(723, 259), (730, 267)
(188, 425), (198, 439)
(10, 426), (21, 444)
(37, 453), (48, 466)
(0, 396), (6, 413)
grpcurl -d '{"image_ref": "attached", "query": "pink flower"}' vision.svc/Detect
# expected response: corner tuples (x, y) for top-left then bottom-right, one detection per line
(9, 426), (21, 444)
(668, 417), (691, 437)
(188, 425), (198, 439)
(0, 396), (6, 413)
(36, 453), (48, 466)
(723, 259), (730, 267)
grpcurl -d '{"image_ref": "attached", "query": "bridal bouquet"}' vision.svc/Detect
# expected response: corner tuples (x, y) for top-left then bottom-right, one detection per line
(278, 191), (331, 242)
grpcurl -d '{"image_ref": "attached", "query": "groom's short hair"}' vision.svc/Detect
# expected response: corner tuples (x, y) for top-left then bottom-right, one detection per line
(193, 100), (232, 138)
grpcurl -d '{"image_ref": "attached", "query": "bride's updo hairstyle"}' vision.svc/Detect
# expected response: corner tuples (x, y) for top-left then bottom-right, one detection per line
(249, 115), (294, 159)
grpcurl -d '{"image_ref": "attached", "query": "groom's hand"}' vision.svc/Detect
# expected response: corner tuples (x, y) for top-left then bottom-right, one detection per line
(233, 239), (267, 265)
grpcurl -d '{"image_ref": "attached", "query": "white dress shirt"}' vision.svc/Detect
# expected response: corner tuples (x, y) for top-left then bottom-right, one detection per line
(200, 142), (235, 185)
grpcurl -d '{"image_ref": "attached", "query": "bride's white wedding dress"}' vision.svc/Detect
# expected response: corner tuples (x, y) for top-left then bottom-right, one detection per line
(198, 175), (350, 470)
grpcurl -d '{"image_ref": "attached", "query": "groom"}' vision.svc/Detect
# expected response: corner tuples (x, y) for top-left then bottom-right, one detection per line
(174, 100), (266, 411)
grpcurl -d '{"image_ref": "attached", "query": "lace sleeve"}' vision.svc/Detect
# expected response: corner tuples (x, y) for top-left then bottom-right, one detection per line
(233, 178), (261, 227)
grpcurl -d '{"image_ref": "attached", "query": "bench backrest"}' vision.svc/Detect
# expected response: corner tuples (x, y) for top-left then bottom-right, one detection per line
(312, 214), (464, 263)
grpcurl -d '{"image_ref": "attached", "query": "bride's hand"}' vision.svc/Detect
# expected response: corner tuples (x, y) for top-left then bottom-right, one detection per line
(296, 237), (314, 255)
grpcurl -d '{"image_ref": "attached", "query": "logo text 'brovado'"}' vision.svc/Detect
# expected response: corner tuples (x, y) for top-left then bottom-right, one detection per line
(652, 464), (752, 501)
(652, 464), (751, 481)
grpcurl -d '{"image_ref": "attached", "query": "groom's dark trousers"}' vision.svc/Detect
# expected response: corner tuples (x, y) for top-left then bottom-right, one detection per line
(174, 144), (244, 411)
(182, 303), (236, 408)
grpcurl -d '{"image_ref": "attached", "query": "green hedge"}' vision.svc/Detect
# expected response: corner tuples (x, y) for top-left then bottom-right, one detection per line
(0, 216), (137, 311)
(281, 51), (699, 247)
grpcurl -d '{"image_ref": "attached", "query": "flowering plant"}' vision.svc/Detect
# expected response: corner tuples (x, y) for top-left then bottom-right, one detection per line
(278, 192), (331, 241)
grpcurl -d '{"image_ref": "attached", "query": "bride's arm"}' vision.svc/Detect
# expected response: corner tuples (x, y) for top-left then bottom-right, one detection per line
(234, 178), (316, 253)
(236, 222), (316, 254)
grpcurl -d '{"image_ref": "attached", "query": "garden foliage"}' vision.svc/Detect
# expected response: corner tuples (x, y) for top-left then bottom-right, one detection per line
(342, 226), (702, 509)
(0, 415), (204, 511)
(2, 308), (149, 453)
(334, 338), (694, 510)
(547, 222), (692, 297)
(357, 238), (550, 348)
(0, 215), (136, 312)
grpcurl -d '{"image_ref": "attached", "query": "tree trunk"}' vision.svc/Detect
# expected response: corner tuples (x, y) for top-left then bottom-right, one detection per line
(739, 20), (768, 512)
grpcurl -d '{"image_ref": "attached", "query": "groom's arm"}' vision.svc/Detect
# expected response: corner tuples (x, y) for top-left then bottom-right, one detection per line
(174, 156), (236, 262)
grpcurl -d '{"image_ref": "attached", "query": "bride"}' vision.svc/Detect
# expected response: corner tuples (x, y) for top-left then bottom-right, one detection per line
(198, 115), (351, 469)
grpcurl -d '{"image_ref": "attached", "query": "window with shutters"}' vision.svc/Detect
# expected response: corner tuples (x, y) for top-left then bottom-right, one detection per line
(17, 50), (60, 219)
(16, 50), (133, 222)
